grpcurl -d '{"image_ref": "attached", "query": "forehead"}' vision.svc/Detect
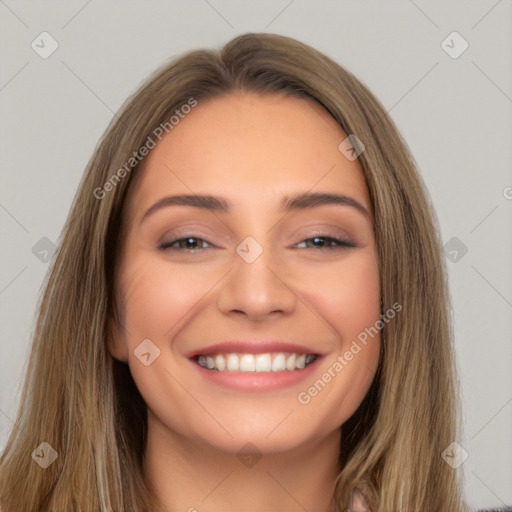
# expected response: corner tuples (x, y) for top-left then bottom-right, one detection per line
(130, 92), (371, 215)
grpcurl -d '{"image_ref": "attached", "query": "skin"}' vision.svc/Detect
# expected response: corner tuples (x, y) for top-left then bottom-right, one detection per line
(109, 92), (380, 512)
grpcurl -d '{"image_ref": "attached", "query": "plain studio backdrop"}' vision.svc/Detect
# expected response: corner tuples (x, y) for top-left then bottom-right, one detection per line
(0, 1), (511, 510)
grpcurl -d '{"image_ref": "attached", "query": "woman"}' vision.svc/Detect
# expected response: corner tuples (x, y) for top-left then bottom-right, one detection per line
(0, 33), (470, 511)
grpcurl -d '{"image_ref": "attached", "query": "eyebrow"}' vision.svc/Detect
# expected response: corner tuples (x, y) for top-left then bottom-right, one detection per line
(140, 192), (370, 224)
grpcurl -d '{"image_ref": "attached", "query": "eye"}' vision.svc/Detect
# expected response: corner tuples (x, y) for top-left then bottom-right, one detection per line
(296, 235), (356, 250)
(158, 236), (213, 251)
(158, 234), (356, 253)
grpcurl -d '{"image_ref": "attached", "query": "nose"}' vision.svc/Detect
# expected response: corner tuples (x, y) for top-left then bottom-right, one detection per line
(216, 239), (298, 321)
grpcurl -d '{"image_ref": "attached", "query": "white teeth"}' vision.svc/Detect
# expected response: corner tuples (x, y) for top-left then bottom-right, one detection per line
(296, 354), (306, 369)
(255, 353), (272, 372)
(239, 354), (255, 372)
(196, 352), (316, 372)
(215, 354), (226, 371)
(227, 354), (239, 371)
(271, 353), (286, 372)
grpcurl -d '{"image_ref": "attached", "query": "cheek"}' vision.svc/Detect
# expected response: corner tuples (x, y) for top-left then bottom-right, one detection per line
(339, 255), (381, 338)
(299, 251), (380, 341)
(120, 257), (216, 341)
(333, 253), (381, 375)
(295, 252), (381, 413)
(117, 257), (218, 429)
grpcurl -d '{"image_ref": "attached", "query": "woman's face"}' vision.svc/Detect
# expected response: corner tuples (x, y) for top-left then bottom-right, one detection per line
(110, 92), (381, 454)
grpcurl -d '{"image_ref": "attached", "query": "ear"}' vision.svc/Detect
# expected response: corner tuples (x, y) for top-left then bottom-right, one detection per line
(107, 312), (129, 363)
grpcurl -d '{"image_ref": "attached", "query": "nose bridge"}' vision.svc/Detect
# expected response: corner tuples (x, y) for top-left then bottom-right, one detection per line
(217, 233), (298, 318)
(236, 235), (279, 287)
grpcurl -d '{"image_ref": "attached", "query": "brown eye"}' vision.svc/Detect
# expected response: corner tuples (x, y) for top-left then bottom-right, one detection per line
(159, 237), (213, 251)
(296, 236), (356, 249)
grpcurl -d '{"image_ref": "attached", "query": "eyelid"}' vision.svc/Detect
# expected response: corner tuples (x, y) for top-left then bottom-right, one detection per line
(290, 224), (357, 251)
(159, 226), (219, 244)
(159, 224), (351, 241)
(292, 225), (353, 242)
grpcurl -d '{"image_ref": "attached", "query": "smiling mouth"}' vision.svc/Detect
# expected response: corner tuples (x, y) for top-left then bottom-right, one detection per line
(194, 352), (318, 372)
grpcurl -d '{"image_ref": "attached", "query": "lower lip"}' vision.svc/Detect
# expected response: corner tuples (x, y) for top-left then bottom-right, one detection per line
(190, 357), (322, 391)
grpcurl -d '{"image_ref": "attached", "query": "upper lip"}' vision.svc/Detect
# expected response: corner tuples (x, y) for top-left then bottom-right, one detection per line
(186, 341), (324, 358)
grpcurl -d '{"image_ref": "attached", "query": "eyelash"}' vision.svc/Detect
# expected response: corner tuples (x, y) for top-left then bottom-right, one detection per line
(158, 235), (356, 252)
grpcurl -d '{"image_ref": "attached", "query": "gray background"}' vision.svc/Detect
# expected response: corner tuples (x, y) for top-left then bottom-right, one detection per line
(1, 1), (511, 509)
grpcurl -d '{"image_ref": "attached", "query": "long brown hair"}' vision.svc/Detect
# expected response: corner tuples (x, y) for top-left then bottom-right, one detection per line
(0, 33), (469, 511)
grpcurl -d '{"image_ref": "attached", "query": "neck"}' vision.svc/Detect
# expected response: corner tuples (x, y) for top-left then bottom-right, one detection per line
(143, 414), (341, 512)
